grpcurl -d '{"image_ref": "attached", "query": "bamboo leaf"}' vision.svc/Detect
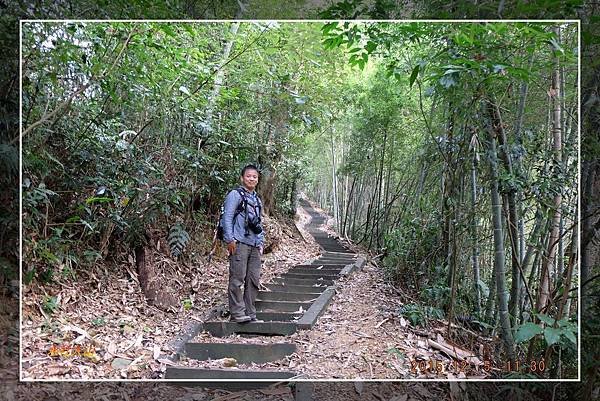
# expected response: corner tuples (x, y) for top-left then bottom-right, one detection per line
(409, 64), (420, 88)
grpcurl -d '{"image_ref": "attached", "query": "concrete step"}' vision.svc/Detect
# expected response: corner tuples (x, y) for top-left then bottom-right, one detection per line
(257, 291), (321, 302)
(316, 253), (356, 258)
(314, 241), (351, 247)
(294, 262), (344, 270)
(265, 283), (328, 293)
(289, 267), (342, 275)
(285, 269), (341, 278)
(184, 342), (296, 363)
(309, 262), (352, 267)
(202, 321), (297, 336)
(322, 250), (357, 255)
(296, 287), (337, 330)
(295, 264), (347, 269)
(255, 311), (303, 321)
(313, 257), (355, 261)
(282, 272), (339, 280)
(292, 264), (345, 270)
(321, 251), (353, 255)
(165, 367), (297, 383)
(313, 237), (343, 243)
(318, 248), (354, 254)
(272, 277), (334, 286)
(318, 245), (353, 251)
(255, 299), (313, 313)
(315, 243), (347, 248)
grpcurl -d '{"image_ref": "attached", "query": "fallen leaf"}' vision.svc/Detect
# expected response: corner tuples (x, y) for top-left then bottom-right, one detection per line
(46, 365), (71, 376)
(111, 357), (132, 370)
(221, 358), (237, 367)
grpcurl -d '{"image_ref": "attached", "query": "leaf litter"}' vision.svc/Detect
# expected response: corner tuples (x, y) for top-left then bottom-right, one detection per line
(20, 206), (320, 380)
(21, 201), (498, 382)
(177, 201), (500, 380)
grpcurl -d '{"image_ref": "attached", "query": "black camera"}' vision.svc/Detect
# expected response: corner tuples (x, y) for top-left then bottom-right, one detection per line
(246, 216), (263, 235)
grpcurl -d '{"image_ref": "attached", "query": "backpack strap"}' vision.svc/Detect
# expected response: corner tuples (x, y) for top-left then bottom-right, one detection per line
(234, 187), (248, 215)
(255, 194), (262, 220)
(236, 187), (261, 222)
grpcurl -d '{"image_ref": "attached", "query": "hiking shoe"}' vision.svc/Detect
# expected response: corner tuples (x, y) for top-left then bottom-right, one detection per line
(230, 315), (251, 323)
(250, 317), (264, 323)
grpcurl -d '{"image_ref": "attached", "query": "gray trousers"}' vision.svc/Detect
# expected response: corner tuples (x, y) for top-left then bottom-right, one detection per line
(228, 242), (261, 318)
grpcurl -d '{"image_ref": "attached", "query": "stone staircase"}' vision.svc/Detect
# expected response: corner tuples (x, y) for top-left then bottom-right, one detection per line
(165, 199), (365, 393)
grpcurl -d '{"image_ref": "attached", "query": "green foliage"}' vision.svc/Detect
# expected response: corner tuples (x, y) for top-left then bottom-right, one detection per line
(319, 0), (583, 18)
(182, 298), (193, 311)
(382, 210), (441, 287)
(168, 223), (190, 258)
(515, 315), (577, 347)
(18, 20), (581, 380)
(420, 285), (451, 309)
(398, 303), (444, 327)
(308, 20), (579, 378)
(515, 322), (544, 343)
(21, 23), (244, 279)
(42, 296), (59, 315)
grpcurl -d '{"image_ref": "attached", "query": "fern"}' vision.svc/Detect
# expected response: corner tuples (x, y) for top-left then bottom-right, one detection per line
(168, 223), (190, 257)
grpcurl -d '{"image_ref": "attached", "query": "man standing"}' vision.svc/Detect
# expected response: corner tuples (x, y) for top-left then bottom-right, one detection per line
(221, 164), (264, 323)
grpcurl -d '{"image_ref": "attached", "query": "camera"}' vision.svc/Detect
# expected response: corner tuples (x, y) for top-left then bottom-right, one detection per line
(246, 215), (263, 235)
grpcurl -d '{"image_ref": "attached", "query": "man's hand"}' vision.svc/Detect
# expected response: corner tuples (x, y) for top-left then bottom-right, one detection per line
(227, 241), (237, 255)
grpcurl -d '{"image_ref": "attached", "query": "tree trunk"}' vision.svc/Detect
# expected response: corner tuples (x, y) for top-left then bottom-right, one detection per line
(415, 160), (428, 214)
(134, 239), (177, 310)
(487, 105), (516, 360)
(488, 100), (521, 324)
(342, 176), (357, 237)
(535, 26), (563, 314)
(200, 22), (240, 151)
(517, 210), (546, 322)
(581, 161), (596, 313)
(374, 129), (387, 249)
(484, 260), (497, 334)
(330, 134), (339, 230)
(470, 154), (481, 314)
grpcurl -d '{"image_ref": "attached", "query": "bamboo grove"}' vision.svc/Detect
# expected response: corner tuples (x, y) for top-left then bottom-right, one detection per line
(22, 22), (578, 378)
(303, 22), (579, 377)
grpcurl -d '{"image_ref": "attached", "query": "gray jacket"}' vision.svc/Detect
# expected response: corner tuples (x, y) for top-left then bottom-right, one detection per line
(222, 187), (264, 248)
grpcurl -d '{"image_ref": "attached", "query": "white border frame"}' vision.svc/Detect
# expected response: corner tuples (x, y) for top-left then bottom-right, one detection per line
(19, 18), (581, 384)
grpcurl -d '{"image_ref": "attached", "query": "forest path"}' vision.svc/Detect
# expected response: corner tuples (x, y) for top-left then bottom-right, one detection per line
(164, 199), (494, 384)
(164, 199), (365, 385)
(20, 198), (494, 383)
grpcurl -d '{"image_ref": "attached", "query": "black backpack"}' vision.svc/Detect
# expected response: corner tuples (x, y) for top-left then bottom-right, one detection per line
(216, 187), (262, 241)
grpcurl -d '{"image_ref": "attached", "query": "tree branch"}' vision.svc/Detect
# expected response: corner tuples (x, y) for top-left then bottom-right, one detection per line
(15, 27), (137, 145)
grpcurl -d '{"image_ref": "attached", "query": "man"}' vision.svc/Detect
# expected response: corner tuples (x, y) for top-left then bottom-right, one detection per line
(221, 164), (264, 323)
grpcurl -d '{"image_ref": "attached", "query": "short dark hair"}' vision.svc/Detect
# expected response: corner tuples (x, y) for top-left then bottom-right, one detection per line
(241, 164), (259, 177)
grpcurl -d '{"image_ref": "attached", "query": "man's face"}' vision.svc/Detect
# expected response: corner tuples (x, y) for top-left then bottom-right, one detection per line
(241, 168), (259, 191)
